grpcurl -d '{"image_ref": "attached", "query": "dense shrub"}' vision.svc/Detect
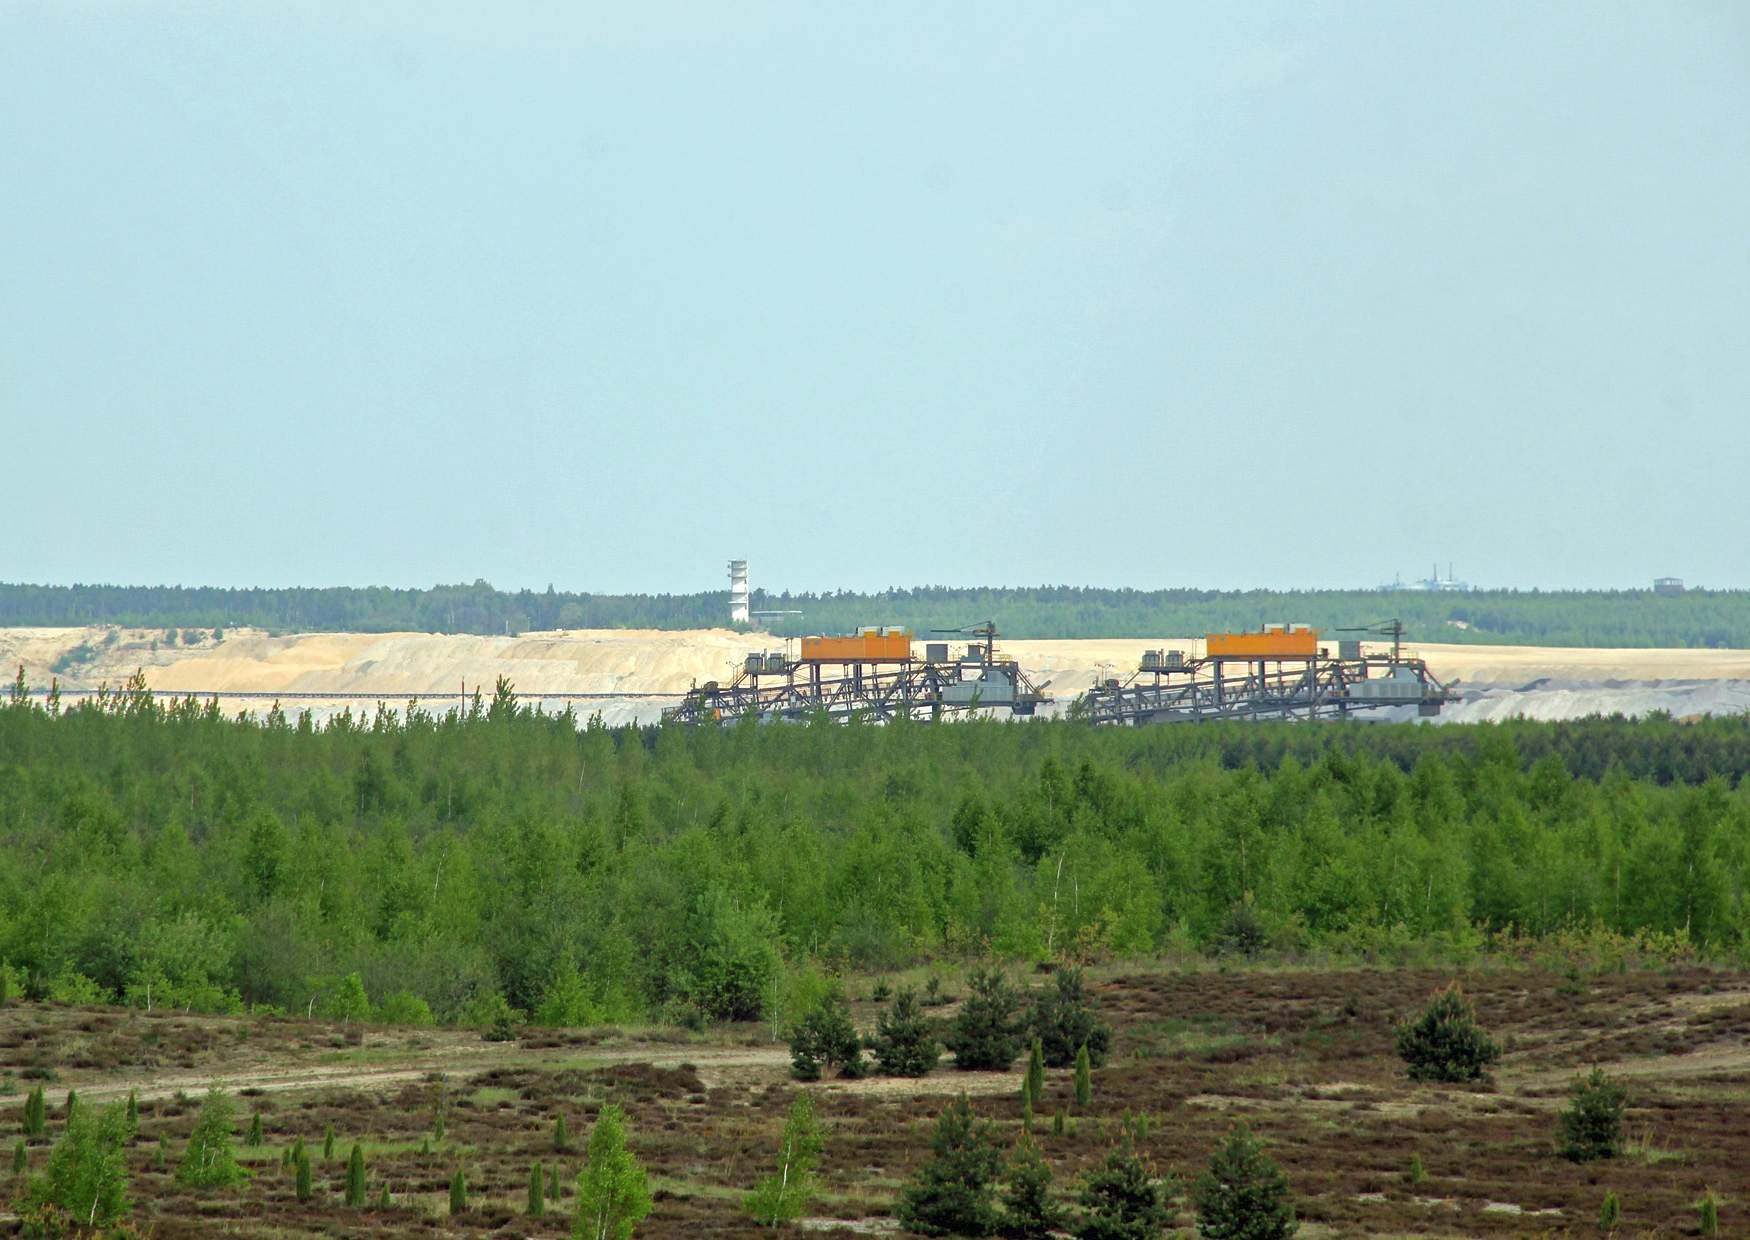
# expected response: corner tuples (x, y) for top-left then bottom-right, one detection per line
(947, 965), (1029, 1071)
(897, 1094), (1003, 1237)
(1394, 984), (1501, 1083)
(1074, 1125), (1176, 1240)
(1034, 970), (1112, 1069)
(1559, 1068), (1627, 1162)
(872, 988), (940, 1077)
(1191, 1123), (1297, 1240)
(1000, 1133), (1063, 1240)
(788, 991), (863, 1081)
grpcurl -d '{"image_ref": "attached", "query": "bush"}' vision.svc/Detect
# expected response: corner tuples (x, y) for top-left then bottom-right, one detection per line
(1697, 1187), (1718, 1236)
(1558, 1067), (1626, 1162)
(1191, 1122), (1297, 1240)
(1034, 969), (1111, 1069)
(177, 1090), (248, 1189)
(449, 1168), (467, 1215)
(376, 990), (436, 1027)
(1073, 1124), (1175, 1240)
(1000, 1133), (1063, 1240)
(686, 887), (782, 1023)
(30, 1102), (131, 1228)
(1214, 902), (1270, 959)
(1075, 1044), (1093, 1108)
(946, 964), (1029, 1071)
(872, 988), (940, 1077)
(788, 991), (863, 1081)
(897, 1094), (1002, 1237)
(1393, 984), (1500, 1083)
(745, 1093), (824, 1227)
(1599, 1189), (1620, 1231)
(344, 1144), (366, 1207)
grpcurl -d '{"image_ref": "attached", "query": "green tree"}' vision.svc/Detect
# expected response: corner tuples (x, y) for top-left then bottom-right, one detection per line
(326, 972), (371, 1027)
(947, 964), (1029, 1071)
(1600, 1189), (1620, 1231)
(896, 1093), (1003, 1237)
(1558, 1067), (1627, 1162)
(31, 1102), (131, 1229)
(1698, 1188), (1718, 1235)
(574, 1103), (652, 1240)
(247, 1111), (263, 1147)
(1394, 984), (1501, 1083)
(323, 1124), (336, 1161)
(1074, 1127), (1175, 1240)
(745, 1092), (825, 1228)
(123, 1090), (138, 1137)
(22, 1084), (45, 1140)
(873, 988), (940, 1077)
(345, 1143), (367, 1207)
(1024, 1039), (1046, 1108)
(789, 990), (863, 1080)
(379, 1181), (392, 1208)
(13, 1138), (27, 1174)
(529, 1161), (546, 1218)
(178, 1088), (248, 1188)
(556, 1112), (572, 1152)
(1075, 1044), (1093, 1108)
(64, 1089), (78, 1122)
(450, 1167), (468, 1215)
(1191, 1123), (1297, 1240)
(1000, 1133), (1063, 1240)
(1034, 969), (1112, 1069)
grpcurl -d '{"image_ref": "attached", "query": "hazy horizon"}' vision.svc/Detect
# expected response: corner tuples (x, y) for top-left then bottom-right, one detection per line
(4, 2), (1747, 596)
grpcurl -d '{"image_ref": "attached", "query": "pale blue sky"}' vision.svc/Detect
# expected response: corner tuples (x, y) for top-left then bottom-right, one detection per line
(4, 2), (1747, 594)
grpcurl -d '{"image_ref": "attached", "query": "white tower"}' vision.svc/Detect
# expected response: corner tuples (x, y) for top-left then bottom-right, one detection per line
(728, 559), (749, 625)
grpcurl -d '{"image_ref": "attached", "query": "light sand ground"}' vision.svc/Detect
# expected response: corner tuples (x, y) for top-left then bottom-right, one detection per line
(4, 626), (1748, 722)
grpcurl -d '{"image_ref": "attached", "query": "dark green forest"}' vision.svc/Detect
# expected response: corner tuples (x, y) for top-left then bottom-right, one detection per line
(3, 580), (1747, 647)
(3, 672), (1748, 1030)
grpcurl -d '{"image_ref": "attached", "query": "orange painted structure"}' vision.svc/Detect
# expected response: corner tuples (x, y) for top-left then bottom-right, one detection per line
(798, 630), (914, 663)
(1204, 628), (1320, 659)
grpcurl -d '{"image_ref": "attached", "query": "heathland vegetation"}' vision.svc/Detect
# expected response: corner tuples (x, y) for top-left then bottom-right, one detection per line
(2, 670), (1747, 1030)
(4, 580), (1749, 647)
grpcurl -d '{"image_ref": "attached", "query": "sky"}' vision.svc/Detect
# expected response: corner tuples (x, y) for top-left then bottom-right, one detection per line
(3, 2), (1747, 595)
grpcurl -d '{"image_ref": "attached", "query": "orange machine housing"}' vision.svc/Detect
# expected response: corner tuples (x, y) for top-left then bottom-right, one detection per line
(1204, 628), (1320, 659)
(799, 630), (914, 663)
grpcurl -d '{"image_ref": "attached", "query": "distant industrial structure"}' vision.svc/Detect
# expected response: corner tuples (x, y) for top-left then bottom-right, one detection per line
(666, 620), (1051, 723)
(1654, 577), (1686, 596)
(726, 558), (802, 627)
(1076, 620), (1453, 725)
(1383, 564), (1472, 593)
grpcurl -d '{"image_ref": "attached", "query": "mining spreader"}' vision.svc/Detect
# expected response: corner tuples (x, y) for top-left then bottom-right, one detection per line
(1075, 620), (1455, 725)
(663, 622), (1052, 724)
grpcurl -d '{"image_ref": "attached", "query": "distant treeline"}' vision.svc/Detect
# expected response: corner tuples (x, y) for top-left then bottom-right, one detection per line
(2, 580), (1746, 648)
(1, 677), (1747, 1028)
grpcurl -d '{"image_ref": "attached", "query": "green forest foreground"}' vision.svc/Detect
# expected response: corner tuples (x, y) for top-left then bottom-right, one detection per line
(5, 579), (1749, 647)
(2, 672), (1748, 1032)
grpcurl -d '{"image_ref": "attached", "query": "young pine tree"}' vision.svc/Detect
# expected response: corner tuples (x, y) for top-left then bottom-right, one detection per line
(449, 1167), (468, 1215)
(1000, 1133), (1063, 1240)
(1558, 1067), (1627, 1162)
(788, 990), (863, 1081)
(1393, 984), (1500, 1083)
(946, 964), (1029, 1071)
(872, 988), (940, 1077)
(13, 1138), (27, 1174)
(64, 1089), (78, 1123)
(1074, 1044), (1093, 1108)
(124, 1090), (138, 1137)
(1074, 1125), (1176, 1240)
(745, 1092), (824, 1228)
(177, 1088), (248, 1189)
(1024, 1039), (1046, 1108)
(576, 1104), (651, 1240)
(379, 1181), (392, 1208)
(294, 1147), (312, 1201)
(555, 1113), (571, 1152)
(529, 1161), (546, 1218)
(22, 1084), (46, 1140)
(896, 1093), (1003, 1237)
(1600, 1189), (1621, 1231)
(344, 1143), (367, 1207)
(323, 1124), (336, 1161)
(1191, 1122), (1297, 1240)
(548, 1163), (563, 1202)
(247, 1112), (263, 1148)
(1697, 1188), (1718, 1236)
(1033, 969), (1112, 1069)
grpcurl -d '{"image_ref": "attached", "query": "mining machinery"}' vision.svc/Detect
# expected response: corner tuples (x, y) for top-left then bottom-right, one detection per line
(1074, 619), (1454, 725)
(662, 621), (1051, 724)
